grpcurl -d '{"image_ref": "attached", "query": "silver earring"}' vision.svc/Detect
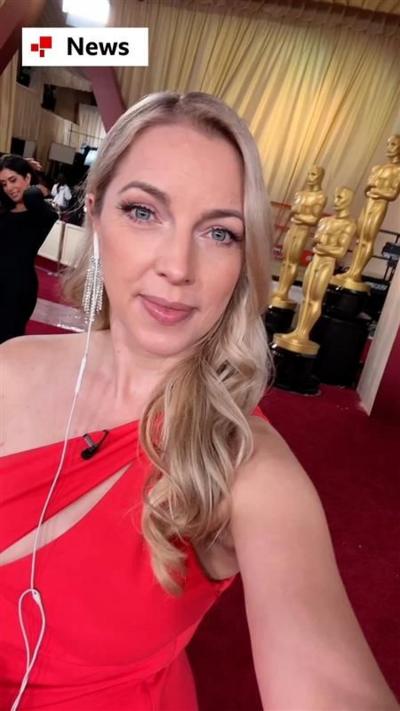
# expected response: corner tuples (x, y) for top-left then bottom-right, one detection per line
(82, 237), (103, 322)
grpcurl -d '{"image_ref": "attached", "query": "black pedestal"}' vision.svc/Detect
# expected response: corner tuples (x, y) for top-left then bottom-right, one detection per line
(323, 286), (369, 320)
(311, 315), (369, 386)
(306, 285), (372, 387)
(264, 306), (295, 343)
(271, 345), (320, 395)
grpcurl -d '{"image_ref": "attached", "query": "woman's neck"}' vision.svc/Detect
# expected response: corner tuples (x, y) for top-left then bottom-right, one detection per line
(11, 202), (27, 213)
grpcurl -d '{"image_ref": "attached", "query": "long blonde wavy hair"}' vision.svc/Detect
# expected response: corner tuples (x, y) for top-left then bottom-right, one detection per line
(64, 91), (273, 594)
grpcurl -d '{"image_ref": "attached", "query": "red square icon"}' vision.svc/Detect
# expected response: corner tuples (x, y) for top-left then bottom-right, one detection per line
(31, 43), (39, 52)
(40, 36), (52, 49)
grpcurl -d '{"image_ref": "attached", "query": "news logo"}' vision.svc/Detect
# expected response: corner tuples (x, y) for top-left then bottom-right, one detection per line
(22, 28), (148, 66)
(30, 36), (53, 59)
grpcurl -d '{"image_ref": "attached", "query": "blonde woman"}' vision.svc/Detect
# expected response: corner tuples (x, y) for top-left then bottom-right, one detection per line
(0, 92), (397, 711)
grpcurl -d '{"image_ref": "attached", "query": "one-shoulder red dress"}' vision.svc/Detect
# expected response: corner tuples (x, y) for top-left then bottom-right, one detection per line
(0, 419), (236, 710)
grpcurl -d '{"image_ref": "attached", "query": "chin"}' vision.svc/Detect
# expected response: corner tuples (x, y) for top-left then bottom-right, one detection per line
(138, 332), (198, 359)
(132, 316), (211, 359)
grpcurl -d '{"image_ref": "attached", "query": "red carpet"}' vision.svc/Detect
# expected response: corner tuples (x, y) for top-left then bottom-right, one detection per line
(188, 386), (399, 709)
(25, 321), (70, 336)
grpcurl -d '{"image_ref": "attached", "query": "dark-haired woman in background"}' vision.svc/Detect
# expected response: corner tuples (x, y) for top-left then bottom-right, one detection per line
(0, 154), (57, 343)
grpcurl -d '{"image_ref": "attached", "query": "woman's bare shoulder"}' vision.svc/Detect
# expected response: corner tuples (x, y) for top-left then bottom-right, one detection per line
(0, 332), (83, 357)
(0, 334), (86, 455)
(242, 413), (314, 488)
(0, 333), (84, 387)
(231, 412), (324, 534)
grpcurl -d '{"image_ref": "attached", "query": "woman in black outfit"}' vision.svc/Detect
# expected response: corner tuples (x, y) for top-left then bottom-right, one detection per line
(0, 155), (58, 343)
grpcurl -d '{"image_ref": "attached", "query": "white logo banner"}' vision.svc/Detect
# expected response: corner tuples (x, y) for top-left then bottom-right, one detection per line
(22, 27), (148, 67)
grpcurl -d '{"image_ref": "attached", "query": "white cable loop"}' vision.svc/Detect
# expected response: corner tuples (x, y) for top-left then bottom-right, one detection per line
(10, 588), (46, 711)
(10, 247), (100, 711)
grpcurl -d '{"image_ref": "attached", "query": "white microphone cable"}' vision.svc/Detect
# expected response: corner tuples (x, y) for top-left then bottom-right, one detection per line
(10, 234), (101, 711)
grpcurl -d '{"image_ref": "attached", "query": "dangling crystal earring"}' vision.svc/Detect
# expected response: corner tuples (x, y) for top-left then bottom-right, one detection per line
(82, 232), (103, 323)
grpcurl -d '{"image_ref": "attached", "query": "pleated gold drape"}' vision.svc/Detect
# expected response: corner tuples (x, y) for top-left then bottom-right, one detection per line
(77, 104), (106, 145)
(0, 53), (18, 153)
(36, 109), (76, 164)
(12, 81), (103, 161)
(13, 83), (79, 163)
(112, 0), (400, 216)
(13, 85), (42, 143)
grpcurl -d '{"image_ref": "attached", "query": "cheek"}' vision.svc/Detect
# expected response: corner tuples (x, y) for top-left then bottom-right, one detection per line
(100, 222), (143, 268)
(16, 177), (28, 191)
(203, 252), (242, 307)
(98, 221), (149, 295)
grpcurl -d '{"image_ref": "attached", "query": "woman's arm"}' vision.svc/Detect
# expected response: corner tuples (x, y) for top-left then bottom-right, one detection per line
(230, 418), (398, 710)
(22, 186), (58, 247)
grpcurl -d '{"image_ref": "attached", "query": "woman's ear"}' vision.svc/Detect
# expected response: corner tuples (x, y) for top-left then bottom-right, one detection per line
(25, 173), (32, 186)
(86, 193), (96, 220)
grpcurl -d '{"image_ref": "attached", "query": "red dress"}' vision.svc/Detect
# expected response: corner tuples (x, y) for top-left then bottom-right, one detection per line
(0, 419), (236, 710)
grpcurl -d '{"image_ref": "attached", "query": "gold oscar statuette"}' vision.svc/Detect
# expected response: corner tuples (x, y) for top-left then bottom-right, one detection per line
(331, 135), (400, 292)
(271, 165), (327, 310)
(274, 187), (357, 355)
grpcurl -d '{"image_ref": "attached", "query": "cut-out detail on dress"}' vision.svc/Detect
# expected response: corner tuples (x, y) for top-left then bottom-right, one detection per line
(0, 464), (130, 566)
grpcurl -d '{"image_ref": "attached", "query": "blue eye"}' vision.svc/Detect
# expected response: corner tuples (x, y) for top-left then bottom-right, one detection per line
(132, 205), (153, 221)
(210, 227), (236, 245)
(119, 202), (155, 222)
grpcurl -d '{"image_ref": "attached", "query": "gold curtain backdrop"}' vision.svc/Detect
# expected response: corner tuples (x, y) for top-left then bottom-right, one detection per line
(12, 83), (104, 163)
(13, 85), (42, 143)
(0, 54), (17, 153)
(37, 109), (77, 164)
(112, 0), (400, 229)
(13, 83), (79, 163)
(77, 104), (106, 145)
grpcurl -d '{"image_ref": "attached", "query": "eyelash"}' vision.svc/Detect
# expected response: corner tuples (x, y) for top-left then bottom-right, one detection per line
(118, 202), (155, 222)
(118, 201), (242, 246)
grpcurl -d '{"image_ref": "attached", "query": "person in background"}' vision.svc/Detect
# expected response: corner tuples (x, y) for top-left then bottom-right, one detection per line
(0, 154), (57, 343)
(26, 157), (51, 198)
(51, 173), (72, 216)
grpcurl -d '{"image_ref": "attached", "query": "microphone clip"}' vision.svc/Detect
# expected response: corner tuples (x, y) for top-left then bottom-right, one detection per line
(81, 430), (109, 460)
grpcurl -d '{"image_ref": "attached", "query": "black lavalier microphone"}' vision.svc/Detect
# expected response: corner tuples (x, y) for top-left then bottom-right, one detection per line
(81, 430), (109, 459)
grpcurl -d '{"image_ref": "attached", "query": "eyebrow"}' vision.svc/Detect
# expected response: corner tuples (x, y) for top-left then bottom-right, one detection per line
(117, 180), (244, 224)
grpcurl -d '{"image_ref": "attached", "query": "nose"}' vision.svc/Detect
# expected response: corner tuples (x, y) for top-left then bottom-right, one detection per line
(155, 226), (195, 285)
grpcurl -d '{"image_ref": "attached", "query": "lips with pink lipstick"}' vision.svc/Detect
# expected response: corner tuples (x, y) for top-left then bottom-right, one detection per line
(139, 294), (195, 325)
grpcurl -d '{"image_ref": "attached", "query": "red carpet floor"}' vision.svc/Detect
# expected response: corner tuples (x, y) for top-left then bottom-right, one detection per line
(26, 321), (70, 336)
(28, 261), (399, 708)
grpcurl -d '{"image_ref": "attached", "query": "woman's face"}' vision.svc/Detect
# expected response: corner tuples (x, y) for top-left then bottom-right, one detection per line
(0, 168), (31, 204)
(90, 122), (245, 359)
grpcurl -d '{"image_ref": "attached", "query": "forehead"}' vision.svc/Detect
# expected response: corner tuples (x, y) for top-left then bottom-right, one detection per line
(110, 122), (244, 204)
(0, 168), (19, 179)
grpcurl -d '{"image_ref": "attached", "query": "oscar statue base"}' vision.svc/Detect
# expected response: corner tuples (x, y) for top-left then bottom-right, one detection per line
(271, 344), (320, 395)
(330, 273), (370, 293)
(264, 306), (295, 343)
(274, 332), (319, 356)
(311, 315), (369, 386)
(323, 285), (369, 320)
